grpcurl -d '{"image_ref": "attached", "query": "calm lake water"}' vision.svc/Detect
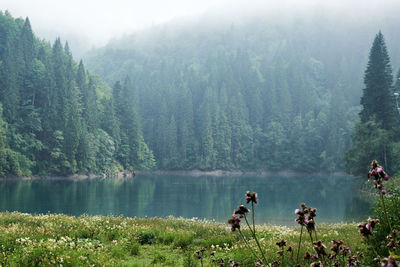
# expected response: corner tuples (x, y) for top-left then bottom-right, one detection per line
(0, 174), (369, 225)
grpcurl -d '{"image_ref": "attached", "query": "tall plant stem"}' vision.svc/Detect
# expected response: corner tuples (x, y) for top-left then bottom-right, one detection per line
(251, 202), (256, 234)
(308, 231), (314, 245)
(244, 214), (267, 264)
(313, 220), (318, 240)
(380, 193), (393, 232)
(296, 225), (304, 262)
(238, 228), (262, 263)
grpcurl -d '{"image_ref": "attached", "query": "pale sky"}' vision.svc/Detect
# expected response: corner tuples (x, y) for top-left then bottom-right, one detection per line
(1, 0), (398, 56)
(1, 0), (230, 46)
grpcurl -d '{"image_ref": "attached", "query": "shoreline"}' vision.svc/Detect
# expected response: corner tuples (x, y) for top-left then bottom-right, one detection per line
(0, 171), (135, 181)
(136, 169), (348, 177)
(0, 169), (349, 180)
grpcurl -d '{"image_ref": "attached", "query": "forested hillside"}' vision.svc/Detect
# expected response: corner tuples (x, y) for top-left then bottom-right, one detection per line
(0, 11), (155, 176)
(85, 10), (400, 171)
(2, 6), (400, 175)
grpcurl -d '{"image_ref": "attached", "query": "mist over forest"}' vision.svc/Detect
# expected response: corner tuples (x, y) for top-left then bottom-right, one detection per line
(1, 0), (400, 175)
(84, 3), (400, 172)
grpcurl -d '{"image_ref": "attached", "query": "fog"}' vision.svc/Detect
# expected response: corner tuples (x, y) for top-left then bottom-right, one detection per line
(2, 0), (399, 57)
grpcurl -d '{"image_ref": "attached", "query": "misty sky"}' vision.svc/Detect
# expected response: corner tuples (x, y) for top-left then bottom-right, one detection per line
(2, 0), (232, 46)
(2, 0), (398, 54)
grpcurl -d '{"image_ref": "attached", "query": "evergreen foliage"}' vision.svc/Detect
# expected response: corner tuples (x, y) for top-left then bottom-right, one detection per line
(0, 11), (154, 176)
(346, 32), (400, 175)
(360, 32), (398, 130)
(85, 19), (364, 171)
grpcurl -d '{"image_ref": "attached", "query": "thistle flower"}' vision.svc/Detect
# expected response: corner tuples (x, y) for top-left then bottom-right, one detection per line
(386, 230), (399, 250)
(381, 189), (387, 195)
(195, 248), (206, 260)
(227, 215), (241, 232)
(358, 219), (379, 237)
(343, 247), (351, 256)
(229, 259), (239, 267)
(309, 208), (317, 218)
(306, 219), (315, 232)
(233, 205), (249, 217)
(368, 160), (389, 182)
(330, 240), (344, 255)
(347, 255), (361, 266)
(246, 191), (258, 204)
(380, 255), (399, 267)
(276, 239), (287, 248)
(304, 251), (312, 260)
(313, 240), (327, 257)
(295, 203), (308, 225)
(368, 218), (380, 228)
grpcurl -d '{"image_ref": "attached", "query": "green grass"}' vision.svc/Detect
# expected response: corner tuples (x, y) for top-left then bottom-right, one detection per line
(0, 212), (366, 266)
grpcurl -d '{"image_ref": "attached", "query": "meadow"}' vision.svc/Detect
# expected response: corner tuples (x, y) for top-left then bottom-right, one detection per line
(0, 212), (365, 266)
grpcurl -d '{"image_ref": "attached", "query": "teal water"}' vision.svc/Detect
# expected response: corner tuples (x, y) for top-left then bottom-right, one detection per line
(0, 174), (369, 225)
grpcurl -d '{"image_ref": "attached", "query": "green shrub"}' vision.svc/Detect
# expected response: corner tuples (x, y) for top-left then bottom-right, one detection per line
(172, 233), (194, 249)
(111, 246), (126, 258)
(137, 231), (156, 245)
(125, 240), (140, 255)
(159, 231), (175, 245)
(151, 252), (166, 264)
(183, 251), (196, 267)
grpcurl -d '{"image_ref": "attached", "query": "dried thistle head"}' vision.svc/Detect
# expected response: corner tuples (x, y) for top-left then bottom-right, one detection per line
(246, 191), (258, 204)
(227, 215), (241, 232)
(233, 205), (250, 217)
(276, 239), (287, 248)
(306, 219), (316, 232)
(313, 240), (327, 256)
(303, 251), (312, 260)
(368, 218), (379, 228)
(358, 222), (374, 237)
(330, 240), (344, 254)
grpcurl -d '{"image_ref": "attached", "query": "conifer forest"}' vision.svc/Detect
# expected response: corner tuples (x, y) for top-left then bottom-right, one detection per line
(0, 3), (400, 176)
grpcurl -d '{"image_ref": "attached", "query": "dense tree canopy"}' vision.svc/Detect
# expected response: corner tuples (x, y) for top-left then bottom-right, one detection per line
(346, 32), (400, 175)
(85, 17), (377, 172)
(2, 10), (400, 175)
(0, 11), (154, 176)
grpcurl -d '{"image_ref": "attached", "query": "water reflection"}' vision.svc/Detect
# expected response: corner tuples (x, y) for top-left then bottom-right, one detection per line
(0, 174), (369, 225)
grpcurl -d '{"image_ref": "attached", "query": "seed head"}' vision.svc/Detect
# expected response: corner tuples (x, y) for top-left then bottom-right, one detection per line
(276, 239), (286, 248)
(233, 205), (250, 217)
(227, 215), (241, 232)
(246, 191), (258, 204)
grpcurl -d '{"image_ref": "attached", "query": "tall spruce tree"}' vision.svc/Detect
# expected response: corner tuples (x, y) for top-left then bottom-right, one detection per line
(360, 32), (397, 130)
(346, 32), (399, 174)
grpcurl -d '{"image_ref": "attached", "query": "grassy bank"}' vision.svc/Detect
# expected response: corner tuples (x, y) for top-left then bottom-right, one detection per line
(0, 212), (366, 266)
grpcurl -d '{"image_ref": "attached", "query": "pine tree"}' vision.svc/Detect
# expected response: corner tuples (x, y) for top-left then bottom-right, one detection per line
(346, 32), (399, 174)
(360, 32), (398, 130)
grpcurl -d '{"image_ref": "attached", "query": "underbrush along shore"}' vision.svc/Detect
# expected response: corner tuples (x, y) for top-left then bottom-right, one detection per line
(0, 212), (365, 266)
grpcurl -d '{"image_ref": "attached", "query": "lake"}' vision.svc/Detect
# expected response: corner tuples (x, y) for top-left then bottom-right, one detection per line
(0, 173), (369, 225)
